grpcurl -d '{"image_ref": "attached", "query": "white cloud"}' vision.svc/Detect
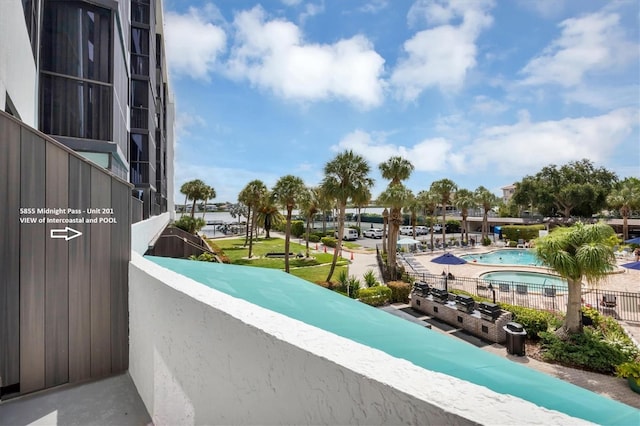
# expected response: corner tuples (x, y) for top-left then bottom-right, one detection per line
(331, 130), (459, 172)
(564, 85), (640, 109)
(519, 12), (636, 87)
(391, 0), (494, 100)
(360, 0), (389, 14)
(281, 0), (302, 5)
(300, 2), (325, 23)
(516, 0), (566, 19)
(225, 6), (386, 108)
(462, 108), (638, 175)
(165, 6), (227, 80)
(175, 112), (206, 140)
(472, 95), (508, 115)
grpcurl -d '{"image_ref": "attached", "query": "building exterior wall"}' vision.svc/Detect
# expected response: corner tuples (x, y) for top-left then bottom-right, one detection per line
(128, 251), (585, 426)
(0, 0), (37, 126)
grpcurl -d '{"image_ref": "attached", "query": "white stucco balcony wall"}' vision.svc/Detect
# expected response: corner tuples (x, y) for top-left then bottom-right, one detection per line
(128, 252), (586, 425)
(131, 212), (170, 255)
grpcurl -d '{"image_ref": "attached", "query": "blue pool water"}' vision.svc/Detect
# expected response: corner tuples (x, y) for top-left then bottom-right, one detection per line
(480, 270), (567, 290)
(461, 249), (542, 266)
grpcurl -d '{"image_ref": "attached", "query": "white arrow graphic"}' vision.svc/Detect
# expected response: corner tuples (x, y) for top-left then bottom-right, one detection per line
(50, 227), (83, 241)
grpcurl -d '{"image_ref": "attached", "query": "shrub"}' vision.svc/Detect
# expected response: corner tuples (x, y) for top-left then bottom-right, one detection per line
(616, 362), (640, 383)
(539, 329), (635, 374)
(387, 281), (411, 303)
(333, 270), (360, 298)
(321, 237), (337, 248)
(358, 286), (392, 307)
(363, 269), (379, 287)
(307, 234), (321, 243)
(188, 252), (218, 262)
(502, 224), (545, 242)
(291, 220), (305, 238)
(482, 237), (492, 246)
(174, 216), (206, 234)
(499, 303), (559, 338)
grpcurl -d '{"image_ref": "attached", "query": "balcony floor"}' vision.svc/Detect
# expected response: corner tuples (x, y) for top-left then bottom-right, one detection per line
(0, 373), (150, 426)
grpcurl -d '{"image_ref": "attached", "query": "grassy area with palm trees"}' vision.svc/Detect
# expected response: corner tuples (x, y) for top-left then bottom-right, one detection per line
(210, 237), (349, 283)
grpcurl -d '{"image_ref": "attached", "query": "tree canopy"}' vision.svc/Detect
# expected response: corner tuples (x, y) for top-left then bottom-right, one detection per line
(512, 159), (617, 218)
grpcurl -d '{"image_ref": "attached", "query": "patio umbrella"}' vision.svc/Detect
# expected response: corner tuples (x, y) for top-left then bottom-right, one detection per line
(621, 261), (640, 270)
(430, 252), (467, 291)
(624, 237), (640, 244)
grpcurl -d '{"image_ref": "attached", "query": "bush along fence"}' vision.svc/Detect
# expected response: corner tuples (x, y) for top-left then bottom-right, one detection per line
(404, 270), (640, 323)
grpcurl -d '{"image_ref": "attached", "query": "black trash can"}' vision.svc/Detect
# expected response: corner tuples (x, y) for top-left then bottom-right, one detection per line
(503, 322), (526, 356)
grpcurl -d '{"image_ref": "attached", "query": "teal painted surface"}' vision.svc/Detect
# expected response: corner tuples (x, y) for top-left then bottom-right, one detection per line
(146, 256), (640, 425)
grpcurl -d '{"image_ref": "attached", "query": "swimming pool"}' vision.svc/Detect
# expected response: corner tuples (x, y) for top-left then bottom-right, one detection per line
(480, 270), (567, 291)
(461, 249), (543, 266)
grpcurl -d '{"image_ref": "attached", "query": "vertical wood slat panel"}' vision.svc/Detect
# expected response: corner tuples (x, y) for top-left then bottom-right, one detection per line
(44, 144), (69, 388)
(19, 128), (47, 393)
(0, 118), (21, 388)
(110, 181), (130, 372)
(90, 169), (112, 377)
(68, 157), (92, 382)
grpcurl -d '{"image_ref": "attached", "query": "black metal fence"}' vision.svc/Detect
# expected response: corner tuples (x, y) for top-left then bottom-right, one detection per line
(376, 248), (640, 323)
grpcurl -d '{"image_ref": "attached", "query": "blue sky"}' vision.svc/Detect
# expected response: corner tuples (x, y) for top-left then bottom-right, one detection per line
(163, 0), (639, 204)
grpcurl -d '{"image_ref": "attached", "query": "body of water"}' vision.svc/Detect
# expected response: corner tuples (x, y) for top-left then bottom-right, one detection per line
(461, 249), (542, 266)
(480, 271), (567, 291)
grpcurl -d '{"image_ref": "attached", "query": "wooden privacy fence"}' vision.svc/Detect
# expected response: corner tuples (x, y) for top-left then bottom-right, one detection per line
(0, 111), (132, 399)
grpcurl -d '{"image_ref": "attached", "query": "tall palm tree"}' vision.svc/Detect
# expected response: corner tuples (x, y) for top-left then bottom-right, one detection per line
(454, 188), (476, 244)
(353, 187), (372, 235)
(180, 181), (194, 213)
(299, 186), (320, 258)
(403, 193), (420, 239)
(239, 180), (267, 259)
(475, 186), (498, 241)
(272, 175), (307, 273)
(180, 179), (210, 219)
(379, 157), (414, 272)
(321, 150), (373, 282)
(535, 222), (615, 335)
(607, 177), (640, 241)
(430, 179), (458, 248)
(200, 185), (216, 219)
(316, 185), (333, 234)
(417, 190), (439, 251)
(378, 184), (413, 277)
(256, 193), (283, 238)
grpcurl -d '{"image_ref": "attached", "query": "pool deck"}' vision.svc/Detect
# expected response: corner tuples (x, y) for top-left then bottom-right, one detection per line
(410, 245), (640, 293)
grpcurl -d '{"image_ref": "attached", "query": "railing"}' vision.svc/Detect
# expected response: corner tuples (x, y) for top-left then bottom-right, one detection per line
(399, 269), (640, 323)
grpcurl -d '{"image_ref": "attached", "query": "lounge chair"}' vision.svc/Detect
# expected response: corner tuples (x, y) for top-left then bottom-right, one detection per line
(499, 283), (510, 292)
(516, 284), (528, 295)
(543, 287), (556, 297)
(600, 294), (617, 309)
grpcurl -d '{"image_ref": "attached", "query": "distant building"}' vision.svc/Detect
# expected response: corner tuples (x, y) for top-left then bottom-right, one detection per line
(501, 184), (516, 203)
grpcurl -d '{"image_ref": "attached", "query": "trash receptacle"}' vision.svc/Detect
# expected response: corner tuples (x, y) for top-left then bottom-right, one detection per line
(503, 322), (526, 356)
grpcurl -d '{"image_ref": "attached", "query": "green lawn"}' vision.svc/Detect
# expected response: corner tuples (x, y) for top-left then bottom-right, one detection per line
(209, 237), (349, 283)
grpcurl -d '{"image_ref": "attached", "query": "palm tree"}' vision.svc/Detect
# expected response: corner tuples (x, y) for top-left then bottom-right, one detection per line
(475, 186), (498, 242)
(299, 186), (320, 257)
(239, 180), (267, 259)
(607, 177), (640, 241)
(353, 187), (372, 235)
(256, 193), (283, 238)
(535, 222), (615, 335)
(417, 190), (439, 251)
(321, 150), (373, 282)
(454, 188), (476, 244)
(198, 185), (216, 219)
(316, 185), (333, 234)
(403, 193), (420, 239)
(272, 175), (306, 273)
(379, 157), (414, 273)
(430, 179), (458, 248)
(378, 184), (413, 277)
(180, 179), (210, 219)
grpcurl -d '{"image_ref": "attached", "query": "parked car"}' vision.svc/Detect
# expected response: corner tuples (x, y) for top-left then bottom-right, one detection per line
(363, 228), (383, 238)
(415, 226), (429, 235)
(400, 226), (414, 235)
(431, 224), (443, 232)
(335, 228), (359, 241)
